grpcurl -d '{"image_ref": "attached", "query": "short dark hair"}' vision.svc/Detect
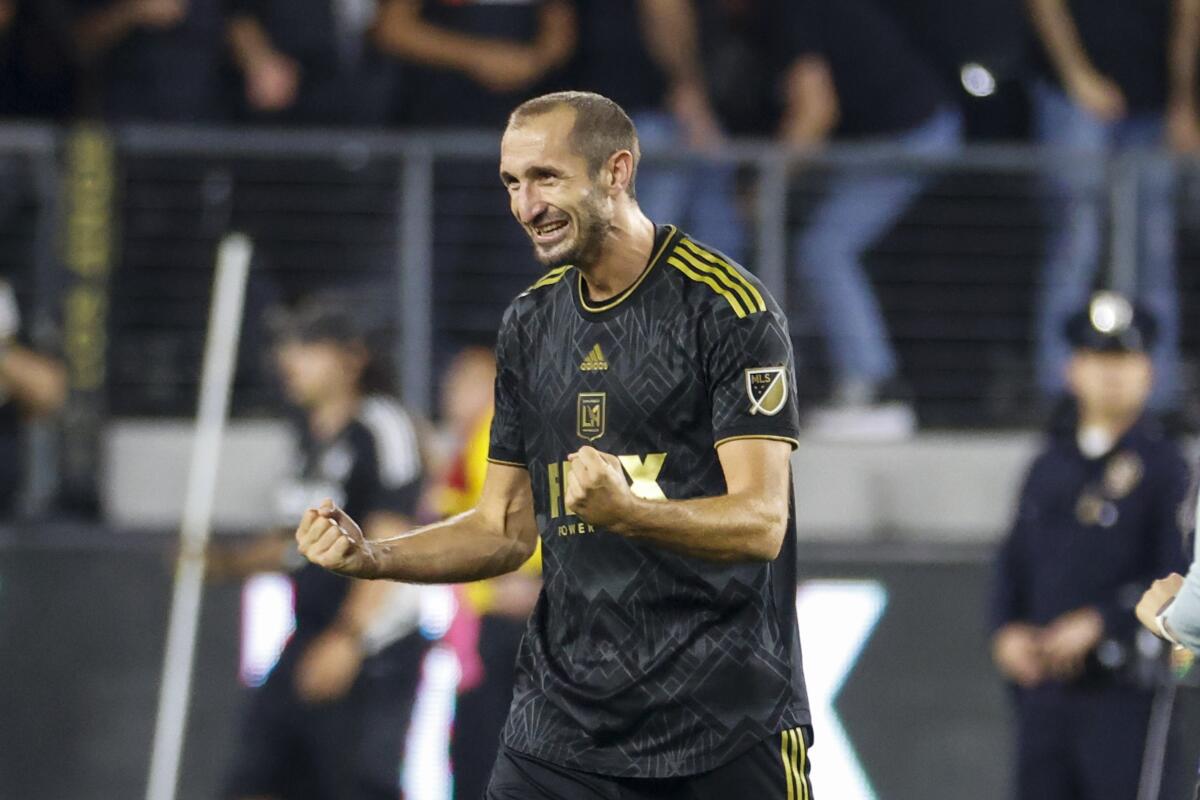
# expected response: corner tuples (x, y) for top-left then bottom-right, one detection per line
(509, 91), (640, 197)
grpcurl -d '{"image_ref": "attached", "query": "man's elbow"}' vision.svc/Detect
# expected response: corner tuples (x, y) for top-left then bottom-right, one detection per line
(745, 507), (789, 562)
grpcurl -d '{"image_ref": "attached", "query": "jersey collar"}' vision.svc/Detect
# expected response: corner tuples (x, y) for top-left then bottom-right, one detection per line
(572, 224), (678, 321)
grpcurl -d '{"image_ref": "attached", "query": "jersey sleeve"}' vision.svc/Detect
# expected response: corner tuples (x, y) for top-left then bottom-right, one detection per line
(488, 305), (526, 466)
(352, 401), (424, 517)
(706, 305), (801, 449)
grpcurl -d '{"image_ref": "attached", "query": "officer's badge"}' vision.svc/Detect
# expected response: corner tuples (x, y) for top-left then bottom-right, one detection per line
(1104, 452), (1143, 499)
(1076, 492), (1118, 528)
(577, 392), (606, 441)
(745, 367), (787, 416)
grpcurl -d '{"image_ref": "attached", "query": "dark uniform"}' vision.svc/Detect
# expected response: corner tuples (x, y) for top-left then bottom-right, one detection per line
(990, 298), (1190, 800)
(485, 225), (813, 799)
(225, 395), (427, 800)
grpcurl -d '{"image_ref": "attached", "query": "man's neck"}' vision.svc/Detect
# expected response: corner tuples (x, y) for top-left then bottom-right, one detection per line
(577, 206), (657, 303)
(309, 392), (361, 442)
(1076, 407), (1139, 452)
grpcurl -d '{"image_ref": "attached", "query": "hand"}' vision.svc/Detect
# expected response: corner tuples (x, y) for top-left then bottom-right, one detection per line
(245, 51), (300, 112)
(1040, 607), (1104, 680)
(294, 628), (363, 703)
(1063, 67), (1127, 121)
(992, 623), (1046, 688)
(0, 1), (15, 32)
(127, 0), (188, 28)
(564, 446), (633, 529)
(1136, 573), (1185, 638)
(1168, 104), (1200, 154)
(465, 43), (545, 93)
(668, 79), (724, 153)
(296, 499), (384, 579)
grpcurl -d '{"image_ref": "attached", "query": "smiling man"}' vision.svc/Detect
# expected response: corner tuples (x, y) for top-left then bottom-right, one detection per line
(296, 90), (813, 799)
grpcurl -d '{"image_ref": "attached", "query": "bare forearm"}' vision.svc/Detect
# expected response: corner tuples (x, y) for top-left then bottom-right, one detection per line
(373, 1), (488, 72)
(1027, 0), (1094, 79)
(1171, 0), (1200, 108)
(1, 346), (66, 417)
(372, 510), (535, 583)
(74, 1), (138, 59)
(608, 493), (786, 563)
(638, 0), (703, 84)
(227, 15), (278, 72)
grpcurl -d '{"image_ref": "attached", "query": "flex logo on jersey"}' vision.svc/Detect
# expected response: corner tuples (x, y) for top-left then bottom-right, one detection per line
(580, 343), (608, 371)
(547, 452), (667, 530)
(577, 392), (606, 440)
(745, 366), (787, 416)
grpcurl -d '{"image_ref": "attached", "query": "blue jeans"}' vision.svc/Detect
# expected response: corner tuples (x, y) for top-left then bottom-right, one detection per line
(792, 106), (964, 386)
(632, 110), (745, 261)
(1032, 80), (1178, 407)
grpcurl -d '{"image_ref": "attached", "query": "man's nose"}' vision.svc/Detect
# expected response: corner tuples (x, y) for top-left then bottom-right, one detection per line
(515, 185), (546, 225)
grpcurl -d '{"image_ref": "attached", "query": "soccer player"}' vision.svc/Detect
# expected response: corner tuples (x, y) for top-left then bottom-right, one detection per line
(297, 91), (814, 798)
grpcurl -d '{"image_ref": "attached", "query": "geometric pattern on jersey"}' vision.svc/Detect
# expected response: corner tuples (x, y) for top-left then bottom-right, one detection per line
(489, 225), (811, 777)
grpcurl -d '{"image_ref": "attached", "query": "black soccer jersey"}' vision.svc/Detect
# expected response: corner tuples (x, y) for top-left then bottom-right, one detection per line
(277, 395), (424, 637)
(489, 224), (811, 777)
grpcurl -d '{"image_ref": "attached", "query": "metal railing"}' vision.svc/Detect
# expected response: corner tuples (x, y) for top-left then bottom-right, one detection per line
(1, 123), (1198, 510)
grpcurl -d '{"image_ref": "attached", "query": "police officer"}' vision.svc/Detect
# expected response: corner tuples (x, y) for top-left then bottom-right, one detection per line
(213, 297), (429, 800)
(990, 291), (1190, 800)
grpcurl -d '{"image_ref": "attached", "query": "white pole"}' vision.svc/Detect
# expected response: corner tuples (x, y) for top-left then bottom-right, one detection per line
(145, 233), (253, 800)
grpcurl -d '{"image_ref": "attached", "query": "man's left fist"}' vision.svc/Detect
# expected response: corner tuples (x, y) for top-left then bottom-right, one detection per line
(565, 446), (632, 528)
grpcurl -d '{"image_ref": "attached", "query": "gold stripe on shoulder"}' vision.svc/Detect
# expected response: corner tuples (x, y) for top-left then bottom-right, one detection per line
(714, 434), (799, 451)
(667, 255), (747, 318)
(679, 238), (767, 312)
(487, 457), (527, 468)
(526, 266), (571, 293)
(671, 246), (757, 311)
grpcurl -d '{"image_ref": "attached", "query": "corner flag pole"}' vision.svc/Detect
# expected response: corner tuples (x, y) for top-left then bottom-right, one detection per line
(145, 233), (252, 800)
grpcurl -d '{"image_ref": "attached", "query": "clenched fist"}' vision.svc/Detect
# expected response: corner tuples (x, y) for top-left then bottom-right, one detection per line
(295, 499), (384, 579)
(565, 446), (633, 528)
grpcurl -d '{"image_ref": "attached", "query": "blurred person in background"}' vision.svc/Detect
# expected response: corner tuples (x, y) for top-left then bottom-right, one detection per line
(227, 0), (394, 125)
(373, 0), (575, 130)
(572, 0), (743, 260)
(990, 292), (1189, 800)
(0, 278), (65, 516)
(0, 0), (76, 118)
(210, 297), (428, 800)
(770, 0), (963, 440)
(423, 345), (541, 800)
(70, 0), (226, 121)
(1027, 0), (1200, 413)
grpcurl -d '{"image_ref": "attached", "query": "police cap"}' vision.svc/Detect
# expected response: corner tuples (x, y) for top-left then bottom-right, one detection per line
(1065, 291), (1156, 353)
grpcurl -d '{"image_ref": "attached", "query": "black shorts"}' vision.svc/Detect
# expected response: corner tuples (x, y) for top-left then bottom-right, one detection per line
(223, 631), (428, 800)
(485, 726), (814, 800)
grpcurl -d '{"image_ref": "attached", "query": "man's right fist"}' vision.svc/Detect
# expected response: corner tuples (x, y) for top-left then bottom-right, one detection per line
(296, 500), (383, 579)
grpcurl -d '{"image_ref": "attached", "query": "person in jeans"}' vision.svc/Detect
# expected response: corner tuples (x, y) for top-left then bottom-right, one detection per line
(1027, 0), (1200, 411)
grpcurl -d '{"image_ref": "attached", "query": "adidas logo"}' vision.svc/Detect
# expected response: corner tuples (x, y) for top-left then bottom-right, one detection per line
(580, 344), (609, 371)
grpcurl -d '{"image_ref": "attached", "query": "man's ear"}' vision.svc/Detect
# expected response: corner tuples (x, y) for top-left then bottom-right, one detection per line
(606, 150), (635, 197)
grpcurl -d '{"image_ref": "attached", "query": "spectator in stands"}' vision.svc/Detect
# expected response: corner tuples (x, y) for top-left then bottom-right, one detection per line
(0, 278), (66, 516)
(0, 1), (76, 118)
(776, 0), (963, 439)
(211, 298), (429, 800)
(422, 345), (541, 800)
(1027, 0), (1200, 412)
(572, 0), (743, 260)
(990, 292), (1189, 800)
(227, 0), (393, 125)
(373, 0), (575, 129)
(70, 0), (226, 121)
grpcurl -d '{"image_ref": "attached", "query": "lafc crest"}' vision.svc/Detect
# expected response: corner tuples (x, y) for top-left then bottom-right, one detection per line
(745, 367), (787, 416)
(577, 392), (606, 441)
